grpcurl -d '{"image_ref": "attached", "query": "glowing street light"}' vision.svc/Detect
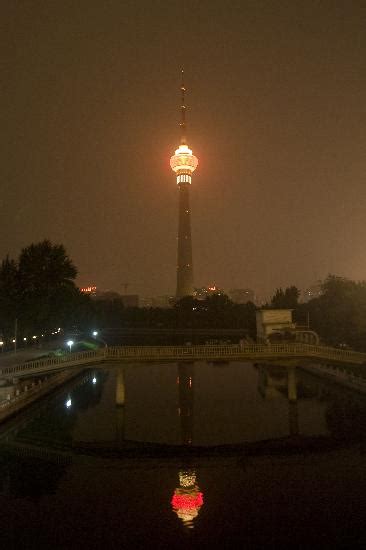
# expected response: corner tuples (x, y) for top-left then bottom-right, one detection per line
(92, 330), (108, 348)
(92, 377), (97, 384)
(65, 398), (72, 408)
(67, 340), (74, 353)
(0, 341), (3, 352)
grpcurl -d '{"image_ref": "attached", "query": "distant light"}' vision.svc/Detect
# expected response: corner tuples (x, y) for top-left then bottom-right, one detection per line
(92, 377), (97, 384)
(32, 335), (37, 339)
(92, 331), (98, 337)
(12, 339), (16, 343)
(80, 286), (97, 294)
(66, 398), (72, 408)
(23, 337), (27, 341)
(0, 341), (3, 346)
(67, 340), (74, 352)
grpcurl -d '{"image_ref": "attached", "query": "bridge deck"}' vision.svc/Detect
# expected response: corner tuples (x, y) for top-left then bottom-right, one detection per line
(1, 343), (366, 380)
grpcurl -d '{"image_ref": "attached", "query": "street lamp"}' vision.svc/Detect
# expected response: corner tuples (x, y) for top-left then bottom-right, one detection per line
(67, 340), (74, 353)
(92, 330), (107, 348)
(0, 341), (3, 353)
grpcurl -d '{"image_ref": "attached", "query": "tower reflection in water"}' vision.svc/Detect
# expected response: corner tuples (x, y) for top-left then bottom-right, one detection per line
(171, 470), (204, 529)
(171, 363), (204, 529)
(115, 367), (125, 445)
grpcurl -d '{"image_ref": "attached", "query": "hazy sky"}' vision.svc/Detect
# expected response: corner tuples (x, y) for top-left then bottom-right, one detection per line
(2, 1), (366, 299)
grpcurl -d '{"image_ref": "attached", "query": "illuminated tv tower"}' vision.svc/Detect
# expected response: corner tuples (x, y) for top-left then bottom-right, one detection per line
(170, 70), (198, 298)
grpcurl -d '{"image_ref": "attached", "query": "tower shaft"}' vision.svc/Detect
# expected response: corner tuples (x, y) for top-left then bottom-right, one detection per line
(176, 184), (193, 297)
(170, 70), (198, 299)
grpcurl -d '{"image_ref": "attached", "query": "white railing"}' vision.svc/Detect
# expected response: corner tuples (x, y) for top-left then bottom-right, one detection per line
(104, 343), (366, 363)
(1, 343), (366, 379)
(0, 349), (104, 379)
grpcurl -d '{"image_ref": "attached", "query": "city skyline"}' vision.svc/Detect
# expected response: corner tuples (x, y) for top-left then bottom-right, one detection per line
(2, 2), (366, 297)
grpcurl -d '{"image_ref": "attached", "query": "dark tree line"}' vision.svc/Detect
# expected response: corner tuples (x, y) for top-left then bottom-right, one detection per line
(269, 276), (366, 351)
(0, 240), (91, 339)
(296, 276), (366, 351)
(93, 294), (256, 335)
(3, 241), (364, 350)
(0, 241), (257, 342)
(270, 286), (300, 310)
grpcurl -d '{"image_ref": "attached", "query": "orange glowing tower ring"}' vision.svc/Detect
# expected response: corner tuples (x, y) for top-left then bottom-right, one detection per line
(170, 145), (198, 181)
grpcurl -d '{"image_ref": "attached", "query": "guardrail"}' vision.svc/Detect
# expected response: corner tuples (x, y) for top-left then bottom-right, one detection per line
(301, 363), (366, 394)
(1, 343), (366, 380)
(0, 349), (104, 379)
(104, 343), (366, 363)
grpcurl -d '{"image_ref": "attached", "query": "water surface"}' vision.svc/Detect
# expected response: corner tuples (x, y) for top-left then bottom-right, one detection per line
(1, 361), (366, 547)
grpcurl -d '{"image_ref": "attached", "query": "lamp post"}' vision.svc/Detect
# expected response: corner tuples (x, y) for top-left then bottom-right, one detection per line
(67, 340), (74, 353)
(92, 330), (108, 348)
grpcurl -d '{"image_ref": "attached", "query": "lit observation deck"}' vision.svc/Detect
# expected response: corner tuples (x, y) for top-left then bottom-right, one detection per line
(170, 144), (198, 184)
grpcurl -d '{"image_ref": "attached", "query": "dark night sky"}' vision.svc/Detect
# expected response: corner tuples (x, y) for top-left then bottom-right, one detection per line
(2, 1), (366, 300)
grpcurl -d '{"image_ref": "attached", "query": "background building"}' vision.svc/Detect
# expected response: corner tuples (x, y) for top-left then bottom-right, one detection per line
(194, 285), (224, 300)
(229, 288), (255, 304)
(256, 309), (295, 343)
(80, 285), (97, 296)
(120, 295), (139, 308)
(151, 295), (174, 308)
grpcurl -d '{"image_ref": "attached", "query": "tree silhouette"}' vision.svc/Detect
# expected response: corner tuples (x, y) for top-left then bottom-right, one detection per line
(0, 240), (90, 337)
(271, 286), (299, 309)
(0, 256), (19, 334)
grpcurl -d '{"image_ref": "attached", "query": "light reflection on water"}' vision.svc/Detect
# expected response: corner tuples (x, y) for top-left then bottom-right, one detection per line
(1, 362), (366, 541)
(2, 361), (365, 448)
(171, 470), (204, 529)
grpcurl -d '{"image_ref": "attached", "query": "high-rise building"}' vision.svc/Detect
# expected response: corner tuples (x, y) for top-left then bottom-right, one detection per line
(170, 70), (198, 298)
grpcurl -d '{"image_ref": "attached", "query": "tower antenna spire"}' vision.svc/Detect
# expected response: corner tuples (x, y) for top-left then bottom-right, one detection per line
(180, 68), (186, 145)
